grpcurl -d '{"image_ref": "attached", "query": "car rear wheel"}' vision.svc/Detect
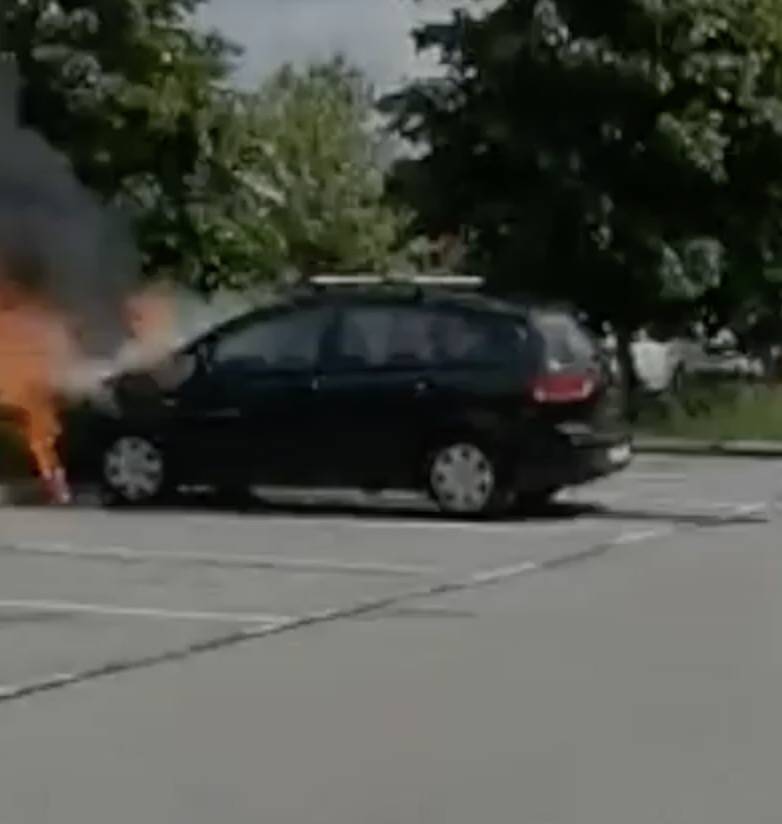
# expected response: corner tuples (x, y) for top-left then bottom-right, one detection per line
(101, 435), (167, 505)
(427, 442), (505, 517)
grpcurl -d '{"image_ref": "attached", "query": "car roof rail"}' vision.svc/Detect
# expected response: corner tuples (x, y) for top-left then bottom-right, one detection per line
(306, 273), (485, 291)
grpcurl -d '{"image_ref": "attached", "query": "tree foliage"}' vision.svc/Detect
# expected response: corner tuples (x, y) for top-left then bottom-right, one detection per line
(236, 59), (407, 278)
(386, 0), (782, 329)
(0, 0), (253, 288)
(1, 5), (403, 289)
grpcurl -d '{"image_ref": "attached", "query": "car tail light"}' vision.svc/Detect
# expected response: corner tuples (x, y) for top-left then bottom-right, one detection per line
(531, 372), (597, 404)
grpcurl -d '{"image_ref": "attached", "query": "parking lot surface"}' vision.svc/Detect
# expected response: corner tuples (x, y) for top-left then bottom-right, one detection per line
(1, 454), (781, 823)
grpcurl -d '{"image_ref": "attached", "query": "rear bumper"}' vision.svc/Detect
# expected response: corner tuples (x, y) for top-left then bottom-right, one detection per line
(514, 430), (632, 492)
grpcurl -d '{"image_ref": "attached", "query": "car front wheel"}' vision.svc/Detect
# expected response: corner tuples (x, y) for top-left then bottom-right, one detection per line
(427, 441), (505, 517)
(101, 434), (167, 505)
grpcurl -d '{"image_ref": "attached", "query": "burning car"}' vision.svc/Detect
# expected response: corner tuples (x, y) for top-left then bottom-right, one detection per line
(59, 278), (631, 515)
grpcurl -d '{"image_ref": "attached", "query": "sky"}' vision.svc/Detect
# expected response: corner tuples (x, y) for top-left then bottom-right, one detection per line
(198, 0), (471, 90)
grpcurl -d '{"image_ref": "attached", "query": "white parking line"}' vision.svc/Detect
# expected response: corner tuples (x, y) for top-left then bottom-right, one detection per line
(620, 472), (689, 482)
(470, 561), (539, 584)
(572, 492), (769, 513)
(612, 528), (675, 545)
(636, 497), (768, 512)
(733, 503), (768, 517)
(334, 518), (598, 535)
(1, 541), (438, 578)
(0, 599), (292, 625)
(166, 512), (606, 536)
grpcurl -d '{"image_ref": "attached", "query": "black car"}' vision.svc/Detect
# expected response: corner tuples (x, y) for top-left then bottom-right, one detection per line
(62, 281), (632, 515)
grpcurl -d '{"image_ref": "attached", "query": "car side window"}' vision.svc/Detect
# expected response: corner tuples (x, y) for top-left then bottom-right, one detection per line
(331, 305), (439, 370)
(433, 310), (515, 367)
(212, 307), (330, 373)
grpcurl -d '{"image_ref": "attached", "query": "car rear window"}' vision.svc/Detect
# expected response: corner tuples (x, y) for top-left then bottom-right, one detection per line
(532, 310), (597, 370)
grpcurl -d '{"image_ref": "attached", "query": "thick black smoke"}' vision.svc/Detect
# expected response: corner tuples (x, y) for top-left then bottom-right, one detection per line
(0, 62), (139, 354)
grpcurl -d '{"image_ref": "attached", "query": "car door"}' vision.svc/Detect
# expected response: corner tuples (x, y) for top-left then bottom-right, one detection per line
(314, 302), (443, 489)
(173, 304), (333, 487)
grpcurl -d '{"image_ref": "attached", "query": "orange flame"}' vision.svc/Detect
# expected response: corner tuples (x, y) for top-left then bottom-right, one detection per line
(0, 268), (175, 503)
(0, 273), (179, 504)
(0, 276), (78, 502)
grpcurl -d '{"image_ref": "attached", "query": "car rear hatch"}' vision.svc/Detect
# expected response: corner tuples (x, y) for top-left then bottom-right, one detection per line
(526, 308), (628, 444)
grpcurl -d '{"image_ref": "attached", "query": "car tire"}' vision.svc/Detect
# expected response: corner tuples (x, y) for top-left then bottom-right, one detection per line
(100, 434), (169, 506)
(426, 440), (508, 517)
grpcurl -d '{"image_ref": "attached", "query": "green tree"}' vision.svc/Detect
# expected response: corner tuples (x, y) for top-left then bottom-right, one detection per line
(0, 0), (281, 289)
(386, 0), (782, 332)
(236, 59), (407, 278)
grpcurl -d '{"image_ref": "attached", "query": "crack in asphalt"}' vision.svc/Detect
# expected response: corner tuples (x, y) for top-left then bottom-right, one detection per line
(0, 499), (772, 706)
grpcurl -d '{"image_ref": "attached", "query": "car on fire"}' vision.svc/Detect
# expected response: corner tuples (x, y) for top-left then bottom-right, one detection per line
(60, 277), (632, 516)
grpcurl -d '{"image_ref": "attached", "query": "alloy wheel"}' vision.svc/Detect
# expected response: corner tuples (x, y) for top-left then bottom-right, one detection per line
(429, 442), (497, 515)
(103, 436), (165, 503)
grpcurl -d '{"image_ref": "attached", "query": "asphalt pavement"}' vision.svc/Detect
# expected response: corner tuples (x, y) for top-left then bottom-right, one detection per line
(0, 455), (781, 823)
